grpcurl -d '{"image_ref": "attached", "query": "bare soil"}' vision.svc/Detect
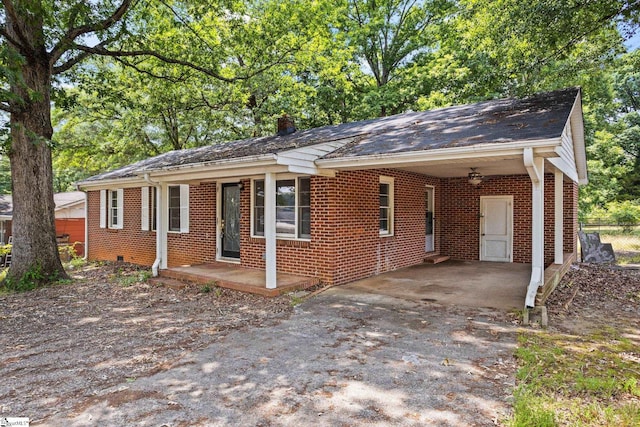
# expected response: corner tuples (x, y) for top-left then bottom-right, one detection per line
(0, 262), (293, 424)
(1, 261), (639, 425)
(546, 263), (640, 331)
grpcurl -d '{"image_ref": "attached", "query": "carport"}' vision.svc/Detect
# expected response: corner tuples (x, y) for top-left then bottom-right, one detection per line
(342, 260), (530, 311)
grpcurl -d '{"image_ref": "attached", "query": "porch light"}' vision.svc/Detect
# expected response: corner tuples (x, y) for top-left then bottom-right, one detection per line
(468, 168), (483, 186)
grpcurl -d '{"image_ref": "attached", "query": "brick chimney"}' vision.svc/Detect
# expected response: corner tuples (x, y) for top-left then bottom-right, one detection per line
(277, 115), (296, 136)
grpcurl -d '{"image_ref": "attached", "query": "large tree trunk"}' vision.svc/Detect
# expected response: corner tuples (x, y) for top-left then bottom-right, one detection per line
(5, 5), (67, 285)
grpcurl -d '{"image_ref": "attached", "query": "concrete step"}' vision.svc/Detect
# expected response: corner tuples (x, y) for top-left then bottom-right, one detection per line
(424, 255), (450, 264)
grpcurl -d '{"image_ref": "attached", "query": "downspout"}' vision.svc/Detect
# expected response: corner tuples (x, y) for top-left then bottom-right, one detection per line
(83, 190), (88, 260)
(524, 147), (544, 308)
(143, 173), (162, 277)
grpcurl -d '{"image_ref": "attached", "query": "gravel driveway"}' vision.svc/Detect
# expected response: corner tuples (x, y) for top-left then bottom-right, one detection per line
(62, 286), (518, 426)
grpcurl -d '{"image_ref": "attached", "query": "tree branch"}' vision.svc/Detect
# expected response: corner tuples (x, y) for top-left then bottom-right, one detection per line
(70, 44), (237, 82)
(0, 26), (27, 51)
(0, 101), (19, 114)
(1, 0), (32, 54)
(52, 49), (94, 74)
(109, 57), (192, 82)
(49, 0), (135, 66)
(69, 43), (296, 83)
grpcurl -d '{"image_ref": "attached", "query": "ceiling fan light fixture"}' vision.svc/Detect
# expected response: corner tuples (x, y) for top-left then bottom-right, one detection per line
(468, 168), (483, 186)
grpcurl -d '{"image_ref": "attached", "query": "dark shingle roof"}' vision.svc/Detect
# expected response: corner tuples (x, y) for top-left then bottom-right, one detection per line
(82, 88), (579, 182)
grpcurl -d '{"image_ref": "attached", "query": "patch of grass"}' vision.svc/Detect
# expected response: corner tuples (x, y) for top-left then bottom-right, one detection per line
(510, 326), (640, 426)
(116, 270), (152, 287)
(290, 295), (304, 306)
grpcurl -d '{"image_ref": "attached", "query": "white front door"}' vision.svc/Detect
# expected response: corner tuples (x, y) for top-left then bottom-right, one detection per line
(480, 196), (513, 262)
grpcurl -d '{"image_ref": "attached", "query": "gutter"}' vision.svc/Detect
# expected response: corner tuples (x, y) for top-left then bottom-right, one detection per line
(143, 173), (162, 277)
(315, 138), (561, 169)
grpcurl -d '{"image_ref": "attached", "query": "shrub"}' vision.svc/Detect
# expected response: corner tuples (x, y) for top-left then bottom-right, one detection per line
(607, 201), (640, 232)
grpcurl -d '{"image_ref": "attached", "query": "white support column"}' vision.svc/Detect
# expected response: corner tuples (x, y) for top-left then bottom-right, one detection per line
(264, 172), (277, 289)
(554, 170), (564, 265)
(524, 148), (544, 308)
(159, 182), (169, 270)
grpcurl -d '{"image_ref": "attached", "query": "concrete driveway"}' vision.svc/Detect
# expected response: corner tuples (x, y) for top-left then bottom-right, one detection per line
(63, 286), (518, 426)
(345, 260), (530, 311)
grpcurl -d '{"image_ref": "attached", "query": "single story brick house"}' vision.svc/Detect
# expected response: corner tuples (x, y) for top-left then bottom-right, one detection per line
(78, 88), (587, 308)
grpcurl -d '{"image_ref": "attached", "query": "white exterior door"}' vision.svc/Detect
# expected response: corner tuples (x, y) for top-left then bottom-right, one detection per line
(480, 196), (513, 262)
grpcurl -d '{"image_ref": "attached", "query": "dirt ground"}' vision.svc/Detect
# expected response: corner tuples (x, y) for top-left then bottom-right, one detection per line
(546, 263), (640, 332)
(0, 263), (293, 424)
(1, 261), (638, 426)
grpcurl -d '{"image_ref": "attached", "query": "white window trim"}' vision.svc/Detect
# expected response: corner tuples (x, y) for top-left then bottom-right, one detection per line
(379, 176), (394, 237)
(100, 188), (124, 230)
(99, 189), (107, 229)
(250, 176), (311, 241)
(141, 186), (149, 231)
(107, 189), (124, 230)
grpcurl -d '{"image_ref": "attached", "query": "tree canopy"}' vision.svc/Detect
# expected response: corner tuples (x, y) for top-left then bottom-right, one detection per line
(1, 0), (639, 285)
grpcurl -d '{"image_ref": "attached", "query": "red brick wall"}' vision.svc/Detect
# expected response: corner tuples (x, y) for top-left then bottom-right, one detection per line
(440, 173), (576, 265)
(240, 170), (439, 285)
(564, 181), (579, 256)
(87, 188), (156, 265)
(167, 183), (216, 267)
(331, 169), (438, 284)
(86, 169), (579, 283)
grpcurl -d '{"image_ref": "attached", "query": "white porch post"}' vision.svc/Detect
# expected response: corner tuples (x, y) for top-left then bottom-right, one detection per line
(554, 170), (564, 265)
(524, 148), (544, 308)
(159, 182), (168, 270)
(264, 172), (277, 289)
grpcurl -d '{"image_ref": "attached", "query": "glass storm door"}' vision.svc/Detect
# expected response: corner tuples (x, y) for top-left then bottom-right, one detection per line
(425, 187), (435, 252)
(221, 183), (241, 259)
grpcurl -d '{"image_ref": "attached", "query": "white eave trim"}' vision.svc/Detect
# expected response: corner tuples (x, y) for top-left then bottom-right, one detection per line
(315, 138), (561, 170)
(569, 90), (588, 185)
(77, 176), (147, 191)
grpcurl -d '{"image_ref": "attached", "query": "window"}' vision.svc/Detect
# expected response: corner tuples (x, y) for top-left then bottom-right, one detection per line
(168, 185), (190, 233)
(253, 177), (311, 239)
(379, 176), (394, 236)
(100, 189), (123, 229)
(140, 185), (188, 233)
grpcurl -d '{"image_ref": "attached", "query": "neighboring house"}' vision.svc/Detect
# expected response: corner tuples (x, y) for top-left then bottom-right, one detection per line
(0, 192), (86, 256)
(78, 88), (587, 308)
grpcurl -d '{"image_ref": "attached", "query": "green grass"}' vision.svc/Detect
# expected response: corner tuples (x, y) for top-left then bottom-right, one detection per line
(510, 327), (640, 426)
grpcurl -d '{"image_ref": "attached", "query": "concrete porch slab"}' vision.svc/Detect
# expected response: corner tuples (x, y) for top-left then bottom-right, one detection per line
(342, 260), (530, 311)
(160, 263), (319, 297)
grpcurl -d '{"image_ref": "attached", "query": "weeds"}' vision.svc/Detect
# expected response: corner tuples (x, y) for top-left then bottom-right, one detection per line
(116, 270), (151, 287)
(510, 327), (640, 426)
(201, 282), (222, 297)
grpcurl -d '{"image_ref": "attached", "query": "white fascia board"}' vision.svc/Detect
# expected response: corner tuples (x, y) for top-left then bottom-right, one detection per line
(77, 177), (146, 191)
(78, 155), (278, 189)
(568, 91), (588, 185)
(149, 164), (288, 183)
(315, 139), (561, 170)
(0, 215), (12, 220)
